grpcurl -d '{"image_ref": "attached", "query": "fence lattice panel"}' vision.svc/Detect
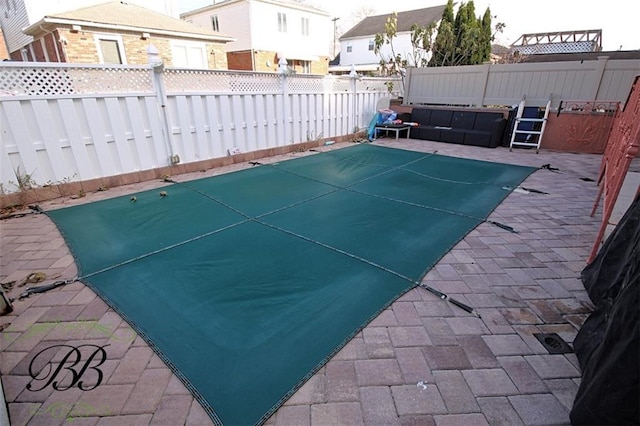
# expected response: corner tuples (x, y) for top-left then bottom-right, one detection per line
(0, 63), (153, 96)
(163, 69), (282, 94)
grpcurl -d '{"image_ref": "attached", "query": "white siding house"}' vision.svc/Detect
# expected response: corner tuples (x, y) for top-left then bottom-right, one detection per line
(181, 0), (332, 74)
(333, 4), (446, 75)
(0, 0), (176, 58)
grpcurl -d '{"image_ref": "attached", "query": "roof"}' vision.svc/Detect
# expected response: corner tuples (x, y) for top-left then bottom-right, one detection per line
(491, 44), (511, 55)
(340, 4), (447, 40)
(181, 0), (330, 19)
(24, 1), (234, 42)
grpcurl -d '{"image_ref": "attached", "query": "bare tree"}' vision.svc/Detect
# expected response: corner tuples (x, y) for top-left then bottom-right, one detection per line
(352, 6), (377, 22)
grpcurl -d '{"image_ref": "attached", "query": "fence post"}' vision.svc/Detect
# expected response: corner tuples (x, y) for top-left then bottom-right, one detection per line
(279, 57), (290, 146)
(350, 65), (359, 133)
(591, 56), (610, 103)
(477, 63), (491, 107)
(404, 68), (412, 105)
(147, 45), (177, 165)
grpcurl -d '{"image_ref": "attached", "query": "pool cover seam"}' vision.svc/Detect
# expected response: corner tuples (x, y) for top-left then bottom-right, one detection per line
(44, 145), (535, 426)
(77, 148), (517, 284)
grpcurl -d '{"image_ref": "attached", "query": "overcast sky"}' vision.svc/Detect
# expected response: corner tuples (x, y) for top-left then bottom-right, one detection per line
(177, 0), (640, 51)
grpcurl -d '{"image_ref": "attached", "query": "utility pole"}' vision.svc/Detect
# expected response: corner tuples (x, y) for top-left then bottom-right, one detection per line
(332, 17), (340, 58)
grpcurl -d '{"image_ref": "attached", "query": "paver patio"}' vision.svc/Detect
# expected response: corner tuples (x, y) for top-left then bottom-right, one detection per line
(1, 137), (629, 425)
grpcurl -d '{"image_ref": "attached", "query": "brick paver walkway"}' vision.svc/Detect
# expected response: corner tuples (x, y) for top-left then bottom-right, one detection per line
(0, 139), (615, 425)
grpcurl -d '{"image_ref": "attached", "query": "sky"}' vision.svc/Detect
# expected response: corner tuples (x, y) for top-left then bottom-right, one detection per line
(176, 0), (640, 51)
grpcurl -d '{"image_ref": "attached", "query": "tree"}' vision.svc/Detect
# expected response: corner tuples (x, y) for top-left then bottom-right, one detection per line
(372, 0), (502, 85)
(374, 12), (402, 77)
(409, 23), (437, 68)
(479, 8), (493, 63)
(429, 0), (456, 66)
(373, 12), (436, 79)
(352, 6), (376, 23)
(429, 0), (497, 67)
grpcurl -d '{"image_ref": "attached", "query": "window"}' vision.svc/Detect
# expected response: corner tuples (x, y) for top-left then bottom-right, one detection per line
(346, 44), (352, 53)
(301, 60), (310, 73)
(278, 12), (287, 32)
(171, 40), (207, 69)
(301, 17), (309, 36)
(211, 15), (219, 32)
(95, 35), (126, 64)
(368, 39), (374, 51)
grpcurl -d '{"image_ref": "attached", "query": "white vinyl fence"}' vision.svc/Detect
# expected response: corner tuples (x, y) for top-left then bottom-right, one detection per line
(0, 62), (400, 194)
(405, 55), (640, 109)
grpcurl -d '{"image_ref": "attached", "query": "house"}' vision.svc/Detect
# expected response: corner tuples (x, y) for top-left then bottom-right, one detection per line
(1, 0), (176, 59)
(332, 4), (447, 75)
(180, 0), (332, 74)
(2, 1), (234, 69)
(0, 28), (9, 59)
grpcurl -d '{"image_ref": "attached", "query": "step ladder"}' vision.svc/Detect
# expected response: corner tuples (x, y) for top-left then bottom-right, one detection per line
(509, 96), (551, 153)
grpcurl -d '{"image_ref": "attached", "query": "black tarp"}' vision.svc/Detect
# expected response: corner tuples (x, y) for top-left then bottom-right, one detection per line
(571, 194), (640, 425)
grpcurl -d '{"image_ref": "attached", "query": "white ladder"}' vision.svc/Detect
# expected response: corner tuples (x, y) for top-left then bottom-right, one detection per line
(509, 96), (551, 153)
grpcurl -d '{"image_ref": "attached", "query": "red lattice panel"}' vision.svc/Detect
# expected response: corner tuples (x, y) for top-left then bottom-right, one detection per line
(589, 76), (640, 262)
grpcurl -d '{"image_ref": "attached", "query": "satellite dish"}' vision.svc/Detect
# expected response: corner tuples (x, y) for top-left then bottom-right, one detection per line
(266, 60), (272, 67)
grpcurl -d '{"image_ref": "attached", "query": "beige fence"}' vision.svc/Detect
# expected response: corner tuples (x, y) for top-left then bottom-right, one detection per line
(405, 56), (640, 109)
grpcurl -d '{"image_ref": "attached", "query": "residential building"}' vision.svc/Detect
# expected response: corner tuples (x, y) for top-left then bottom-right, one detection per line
(0, 0), (176, 58)
(0, 28), (9, 59)
(332, 4), (446, 75)
(10, 1), (233, 68)
(181, 0), (332, 74)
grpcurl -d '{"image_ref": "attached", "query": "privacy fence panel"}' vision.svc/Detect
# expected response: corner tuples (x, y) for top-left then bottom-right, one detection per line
(1, 94), (166, 191)
(405, 56), (640, 109)
(1, 63), (398, 194)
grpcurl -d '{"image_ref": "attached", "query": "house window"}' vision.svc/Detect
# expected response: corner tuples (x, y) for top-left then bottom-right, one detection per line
(95, 35), (126, 64)
(171, 40), (207, 69)
(301, 60), (310, 73)
(346, 44), (352, 53)
(278, 12), (287, 32)
(211, 15), (219, 32)
(368, 39), (374, 51)
(301, 17), (309, 36)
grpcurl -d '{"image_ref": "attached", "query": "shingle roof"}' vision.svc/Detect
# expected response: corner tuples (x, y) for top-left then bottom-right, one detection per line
(25, 1), (233, 41)
(340, 4), (447, 40)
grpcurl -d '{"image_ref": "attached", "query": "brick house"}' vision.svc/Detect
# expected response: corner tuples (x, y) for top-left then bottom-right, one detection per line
(14, 1), (234, 69)
(181, 0), (332, 74)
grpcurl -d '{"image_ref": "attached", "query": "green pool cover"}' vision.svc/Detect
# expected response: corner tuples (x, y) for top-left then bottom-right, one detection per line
(48, 144), (535, 425)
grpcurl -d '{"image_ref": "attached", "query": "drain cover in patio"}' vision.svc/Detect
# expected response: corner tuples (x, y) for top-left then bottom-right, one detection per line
(47, 144), (535, 425)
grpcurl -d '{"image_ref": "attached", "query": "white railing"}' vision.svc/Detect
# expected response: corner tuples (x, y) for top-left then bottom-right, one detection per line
(0, 62), (401, 194)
